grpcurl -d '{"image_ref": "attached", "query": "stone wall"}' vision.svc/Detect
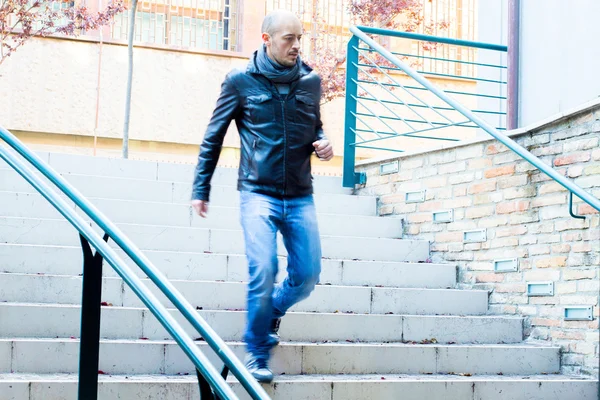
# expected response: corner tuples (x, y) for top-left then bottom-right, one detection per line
(355, 100), (600, 376)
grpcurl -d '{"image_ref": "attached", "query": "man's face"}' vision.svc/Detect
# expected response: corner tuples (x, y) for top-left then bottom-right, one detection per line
(263, 18), (303, 67)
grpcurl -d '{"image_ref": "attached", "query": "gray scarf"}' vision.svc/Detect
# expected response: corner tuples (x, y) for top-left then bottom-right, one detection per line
(255, 44), (301, 83)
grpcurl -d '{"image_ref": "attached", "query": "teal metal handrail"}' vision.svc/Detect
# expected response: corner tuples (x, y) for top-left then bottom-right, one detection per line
(343, 27), (509, 186)
(0, 127), (271, 400)
(343, 26), (600, 214)
(356, 26), (509, 52)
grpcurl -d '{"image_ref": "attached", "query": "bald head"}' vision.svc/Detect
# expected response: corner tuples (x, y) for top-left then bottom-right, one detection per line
(261, 10), (302, 36)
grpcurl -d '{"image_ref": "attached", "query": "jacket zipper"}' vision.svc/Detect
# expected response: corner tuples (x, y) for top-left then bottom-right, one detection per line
(281, 99), (287, 196)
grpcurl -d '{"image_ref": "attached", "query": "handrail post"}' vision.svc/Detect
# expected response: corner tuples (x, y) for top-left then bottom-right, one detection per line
(77, 234), (108, 400)
(343, 35), (361, 188)
(507, 0), (520, 129)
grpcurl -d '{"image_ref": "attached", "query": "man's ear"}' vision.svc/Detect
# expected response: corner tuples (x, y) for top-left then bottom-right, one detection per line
(261, 32), (271, 45)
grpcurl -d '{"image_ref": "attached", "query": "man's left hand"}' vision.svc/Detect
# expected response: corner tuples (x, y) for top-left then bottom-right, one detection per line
(313, 140), (334, 161)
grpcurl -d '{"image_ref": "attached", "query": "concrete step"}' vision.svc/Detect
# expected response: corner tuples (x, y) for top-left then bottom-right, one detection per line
(1, 374), (596, 400)
(0, 192), (401, 239)
(0, 152), (352, 194)
(0, 273), (489, 315)
(0, 169), (376, 216)
(0, 338), (560, 376)
(0, 243), (453, 288)
(0, 217), (430, 262)
(0, 244), (456, 289)
(0, 303), (522, 344)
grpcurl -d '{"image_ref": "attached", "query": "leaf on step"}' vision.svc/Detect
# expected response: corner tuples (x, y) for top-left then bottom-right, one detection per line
(345, 339), (356, 343)
(381, 377), (386, 380)
(140, 337), (149, 340)
(447, 341), (456, 345)
(334, 310), (340, 313)
(98, 370), (106, 375)
(204, 251), (213, 254)
(70, 336), (76, 339)
(195, 337), (205, 341)
(458, 373), (472, 377)
(385, 312), (394, 315)
(497, 372), (503, 376)
(100, 302), (113, 306)
(375, 285), (384, 288)
(196, 306), (203, 310)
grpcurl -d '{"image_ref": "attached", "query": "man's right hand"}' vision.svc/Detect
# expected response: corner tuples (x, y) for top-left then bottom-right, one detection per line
(191, 200), (209, 218)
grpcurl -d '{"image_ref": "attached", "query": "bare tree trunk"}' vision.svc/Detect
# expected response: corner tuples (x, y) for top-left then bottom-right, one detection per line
(122, 0), (138, 159)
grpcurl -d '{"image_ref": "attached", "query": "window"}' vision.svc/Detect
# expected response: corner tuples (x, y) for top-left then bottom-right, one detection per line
(111, 0), (237, 51)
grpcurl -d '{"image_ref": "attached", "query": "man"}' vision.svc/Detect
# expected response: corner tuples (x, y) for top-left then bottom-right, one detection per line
(191, 10), (333, 383)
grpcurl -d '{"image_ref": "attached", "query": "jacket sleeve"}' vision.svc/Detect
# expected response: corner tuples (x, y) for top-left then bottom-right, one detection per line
(191, 72), (241, 201)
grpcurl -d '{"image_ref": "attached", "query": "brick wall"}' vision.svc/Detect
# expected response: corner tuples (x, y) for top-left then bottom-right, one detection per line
(355, 102), (600, 376)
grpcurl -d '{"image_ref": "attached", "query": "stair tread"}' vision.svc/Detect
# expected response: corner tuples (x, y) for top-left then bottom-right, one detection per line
(0, 373), (594, 382)
(0, 215), (410, 240)
(0, 243), (449, 267)
(0, 190), (382, 216)
(0, 301), (520, 317)
(0, 272), (482, 292)
(0, 338), (557, 349)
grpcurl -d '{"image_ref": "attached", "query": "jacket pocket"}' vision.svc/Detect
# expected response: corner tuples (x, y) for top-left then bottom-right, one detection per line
(243, 138), (259, 178)
(294, 94), (317, 126)
(247, 93), (275, 124)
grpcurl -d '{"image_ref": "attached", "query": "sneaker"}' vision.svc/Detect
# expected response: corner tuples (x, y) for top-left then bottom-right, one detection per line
(244, 354), (274, 383)
(269, 318), (282, 345)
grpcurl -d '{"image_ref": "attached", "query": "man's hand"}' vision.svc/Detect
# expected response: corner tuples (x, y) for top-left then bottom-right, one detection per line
(191, 200), (209, 218)
(312, 140), (334, 161)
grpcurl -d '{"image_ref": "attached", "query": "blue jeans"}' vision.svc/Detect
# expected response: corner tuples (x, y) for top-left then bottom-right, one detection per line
(240, 191), (322, 360)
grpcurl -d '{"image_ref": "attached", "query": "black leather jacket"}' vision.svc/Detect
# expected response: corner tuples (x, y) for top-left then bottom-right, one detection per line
(191, 58), (327, 201)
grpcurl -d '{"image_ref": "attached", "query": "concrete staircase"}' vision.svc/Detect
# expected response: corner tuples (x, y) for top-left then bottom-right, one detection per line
(0, 152), (596, 399)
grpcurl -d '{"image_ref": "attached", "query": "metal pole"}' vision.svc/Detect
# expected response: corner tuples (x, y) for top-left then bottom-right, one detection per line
(77, 235), (107, 400)
(123, 0), (138, 159)
(342, 36), (359, 188)
(507, 0), (520, 129)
